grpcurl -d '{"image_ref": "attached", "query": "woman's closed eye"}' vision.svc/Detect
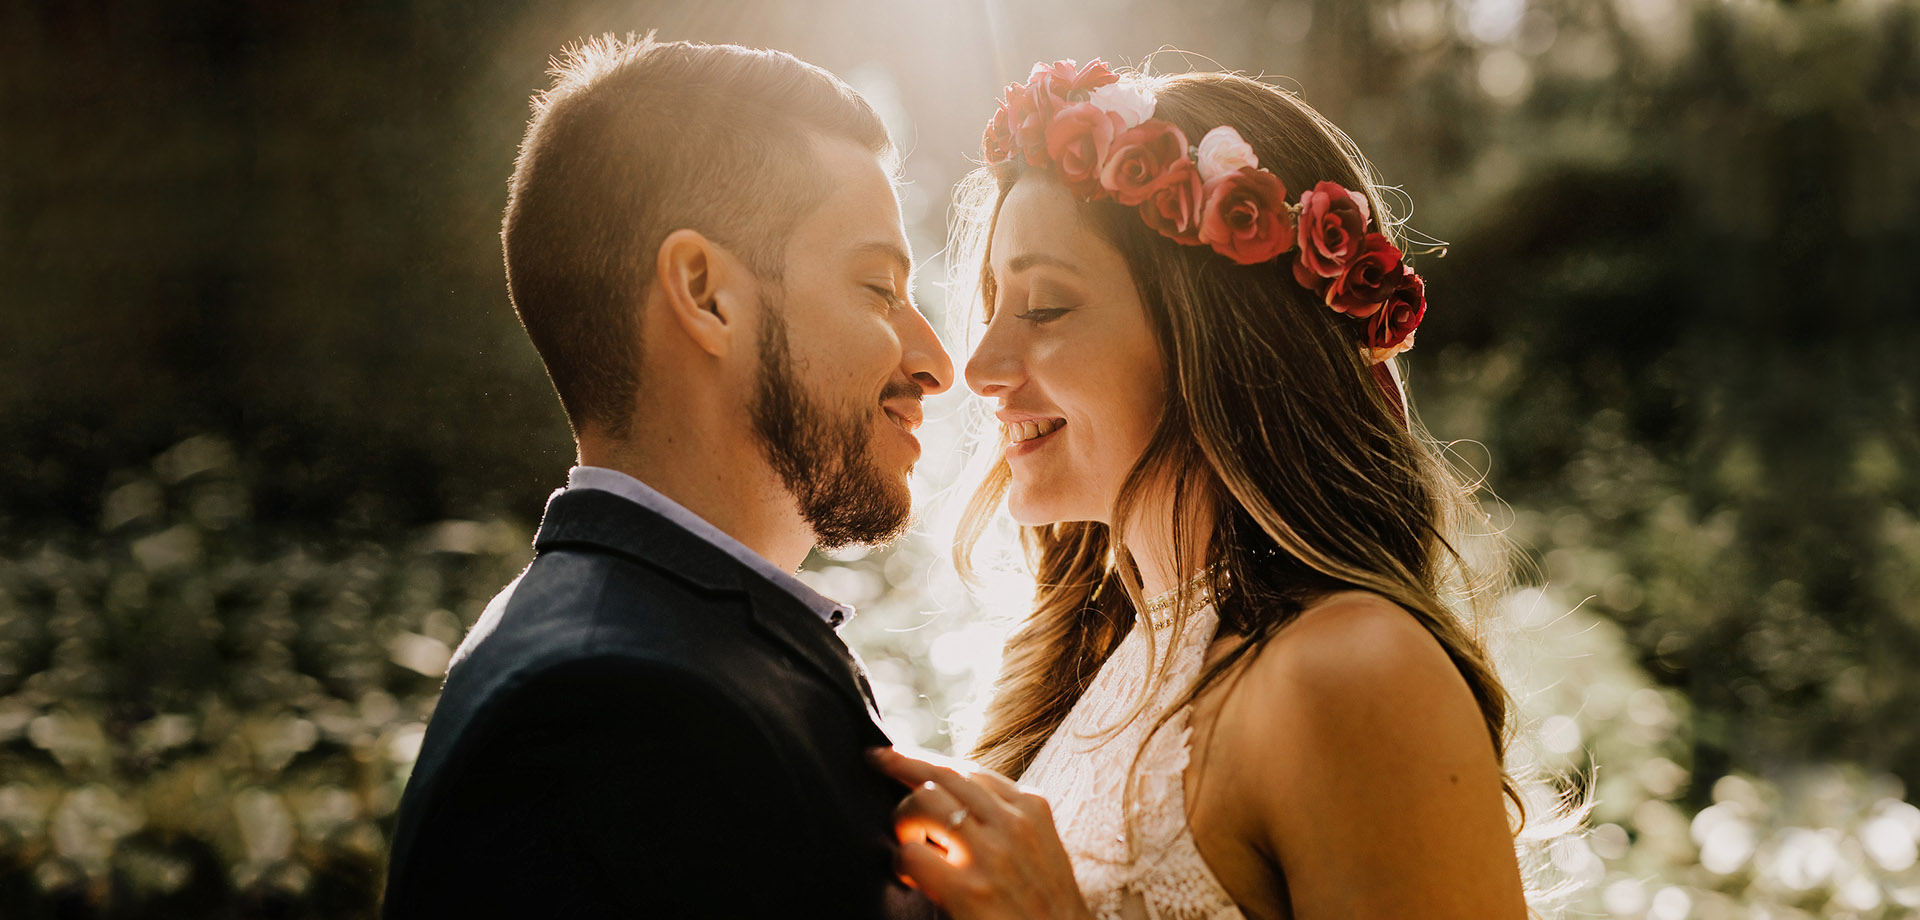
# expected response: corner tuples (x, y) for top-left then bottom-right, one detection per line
(1015, 305), (1071, 324)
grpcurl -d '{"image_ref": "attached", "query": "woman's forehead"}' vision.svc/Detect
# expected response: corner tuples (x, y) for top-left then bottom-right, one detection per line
(990, 177), (1100, 275)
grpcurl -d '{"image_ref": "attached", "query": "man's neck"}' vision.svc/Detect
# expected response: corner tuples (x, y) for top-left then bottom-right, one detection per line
(578, 432), (814, 572)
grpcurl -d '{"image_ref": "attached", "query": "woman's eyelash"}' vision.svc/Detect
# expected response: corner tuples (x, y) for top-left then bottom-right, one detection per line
(869, 285), (904, 309)
(1016, 307), (1069, 323)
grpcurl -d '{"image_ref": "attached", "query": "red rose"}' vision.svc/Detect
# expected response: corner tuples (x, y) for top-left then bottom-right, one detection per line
(1099, 121), (1189, 206)
(983, 104), (1014, 164)
(1022, 63), (1071, 124)
(1002, 81), (1058, 167)
(1367, 264), (1426, 350)
(1028, 59), (1118, 101)
(1010, 60), (1121, 167)
(1045, 103), (1124, 199)
(1066, 59), (1119, 96)
(1138, 158), (1205, 245)
(1027, 60), (1076, 96)
(1291, 181), (1373, 290)
(1323, 233), (1403, 316)
(1198, 167), (1296, 265)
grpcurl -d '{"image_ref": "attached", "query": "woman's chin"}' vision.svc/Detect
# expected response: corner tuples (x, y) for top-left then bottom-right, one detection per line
(1007, 508), (1051, 527)
(1005, 487), (1052, 527)
(1006, 488), (1102, 528)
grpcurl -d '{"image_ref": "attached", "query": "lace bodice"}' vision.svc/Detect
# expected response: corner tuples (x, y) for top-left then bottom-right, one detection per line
(1020, 605), (1243, 920)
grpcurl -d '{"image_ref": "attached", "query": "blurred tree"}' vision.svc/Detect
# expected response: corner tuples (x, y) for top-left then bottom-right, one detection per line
(1400, 0), (1920, 794)
(4, 0), (1919, 916)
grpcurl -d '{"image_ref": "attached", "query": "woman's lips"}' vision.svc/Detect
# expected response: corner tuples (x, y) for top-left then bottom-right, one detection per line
(1005, 418), (1065, 457)
(1006, 418), (1064, 443)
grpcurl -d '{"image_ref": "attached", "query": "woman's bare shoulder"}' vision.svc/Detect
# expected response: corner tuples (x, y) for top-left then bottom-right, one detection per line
(1244, 592), (1470, 702)
(1208, 591), (1524, 917)
(1215, 590), (1499, 801)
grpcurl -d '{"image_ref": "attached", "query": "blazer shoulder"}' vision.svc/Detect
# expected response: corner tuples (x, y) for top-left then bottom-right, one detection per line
(517, 539), (748, 617)
(427, 549), (763, 757)
(464, 545), (756, 667)
(486, 651), (779, 745)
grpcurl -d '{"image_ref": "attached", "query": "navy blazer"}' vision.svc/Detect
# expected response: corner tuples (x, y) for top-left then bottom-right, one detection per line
(383, 488), (933, 919)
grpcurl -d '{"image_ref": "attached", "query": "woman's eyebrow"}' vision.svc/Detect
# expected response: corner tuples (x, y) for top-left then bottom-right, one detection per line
(1005, 252), (1083, 276)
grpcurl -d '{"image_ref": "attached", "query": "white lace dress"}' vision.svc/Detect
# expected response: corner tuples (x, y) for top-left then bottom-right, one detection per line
(1020, 604), (1244, 920)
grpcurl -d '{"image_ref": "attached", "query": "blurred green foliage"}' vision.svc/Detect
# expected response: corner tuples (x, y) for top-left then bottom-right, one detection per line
(4, 0), (1918, 916)
(0, 435), (528, 915)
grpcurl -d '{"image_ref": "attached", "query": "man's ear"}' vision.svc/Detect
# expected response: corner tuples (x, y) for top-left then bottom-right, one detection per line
(654, 229), (751, 357)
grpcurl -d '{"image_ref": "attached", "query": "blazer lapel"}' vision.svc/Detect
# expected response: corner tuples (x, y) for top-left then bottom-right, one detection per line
(742, 579), (893, 744)
(533, 488), (747, 596)
(534, 487), (892, 742)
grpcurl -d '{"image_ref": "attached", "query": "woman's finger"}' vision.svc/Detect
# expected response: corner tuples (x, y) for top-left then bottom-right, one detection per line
(869, 746), (970, 786)
(871, 747), (1007, 825)
(877, 749), (1092, 919)
(893, 780), (970, 842)
(896, 837), (979, 908)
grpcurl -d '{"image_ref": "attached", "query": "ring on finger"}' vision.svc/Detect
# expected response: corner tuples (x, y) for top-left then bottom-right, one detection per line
(947, 807), (969, 829)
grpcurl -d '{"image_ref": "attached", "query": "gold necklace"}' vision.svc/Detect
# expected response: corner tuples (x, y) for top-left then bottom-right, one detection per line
(1141, 564), (1225, 629)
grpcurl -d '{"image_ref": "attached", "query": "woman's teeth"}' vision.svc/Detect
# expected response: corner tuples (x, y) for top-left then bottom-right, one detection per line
(1008, 418), (1063, 443)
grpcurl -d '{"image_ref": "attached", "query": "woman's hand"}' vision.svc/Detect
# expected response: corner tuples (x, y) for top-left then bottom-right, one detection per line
(869, 747), (1094, 920)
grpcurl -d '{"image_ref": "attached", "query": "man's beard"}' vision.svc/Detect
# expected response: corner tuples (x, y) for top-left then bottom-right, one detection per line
(750, 295), (915, 550)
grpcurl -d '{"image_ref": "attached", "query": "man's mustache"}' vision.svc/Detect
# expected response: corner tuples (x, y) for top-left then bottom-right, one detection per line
(879, 380), (924, 404)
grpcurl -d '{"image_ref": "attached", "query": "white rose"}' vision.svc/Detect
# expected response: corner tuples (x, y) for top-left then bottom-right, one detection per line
(1086, 82), (1157, 130)
(1196, 125), (1259, 183)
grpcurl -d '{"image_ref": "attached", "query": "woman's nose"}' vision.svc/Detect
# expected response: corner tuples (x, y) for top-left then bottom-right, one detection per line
(965, 321), (1019, 398)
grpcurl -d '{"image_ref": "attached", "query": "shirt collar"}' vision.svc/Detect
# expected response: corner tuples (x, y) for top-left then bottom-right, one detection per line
(564, 466), (854, 627)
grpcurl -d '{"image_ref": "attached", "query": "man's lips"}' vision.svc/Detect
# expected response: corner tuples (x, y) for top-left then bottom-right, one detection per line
(882, 402), (923, 433)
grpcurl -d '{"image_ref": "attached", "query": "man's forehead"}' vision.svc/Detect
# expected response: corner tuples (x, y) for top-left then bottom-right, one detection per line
(847, 239), (913, 280)
(806, 133), (900, 207)
(792, 136), (915, 276)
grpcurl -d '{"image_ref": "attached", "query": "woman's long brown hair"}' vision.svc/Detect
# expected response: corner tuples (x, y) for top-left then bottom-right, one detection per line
(952, 69), (1538, 868)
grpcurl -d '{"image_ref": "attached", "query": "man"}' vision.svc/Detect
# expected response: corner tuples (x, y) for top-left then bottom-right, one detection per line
(383, 34), (952, 918)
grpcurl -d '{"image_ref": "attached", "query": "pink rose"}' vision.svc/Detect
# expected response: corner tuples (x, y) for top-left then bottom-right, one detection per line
(1098, 121), (1189, 206)
(1323, 233), (1403, 315)
(1045, 103), (1124, 199)
(1198, 167), (1295, 265)
(1087, 82), (1156, 129)
(1366, 330), (1416, 365)
(1367, 264), (1426, 351)
(1195, 126), (1259, 183)
(1291, 181), (1373, 290)
(1138, 158), (1205, 245)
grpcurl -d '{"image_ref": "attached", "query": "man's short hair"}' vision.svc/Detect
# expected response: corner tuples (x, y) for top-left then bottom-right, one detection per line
(502, 34), (894, 439)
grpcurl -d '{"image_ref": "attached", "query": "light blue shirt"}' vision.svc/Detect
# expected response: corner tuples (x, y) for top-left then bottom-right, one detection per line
(566, 465), (854, 627)
(450, 466), (854, 672)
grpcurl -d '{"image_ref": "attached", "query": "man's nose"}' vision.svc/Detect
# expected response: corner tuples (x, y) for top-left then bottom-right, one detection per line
(899, 307), (954, 396)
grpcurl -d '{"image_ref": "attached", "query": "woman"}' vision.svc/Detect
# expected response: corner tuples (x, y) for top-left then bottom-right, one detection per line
(872, 61), (1545, 919)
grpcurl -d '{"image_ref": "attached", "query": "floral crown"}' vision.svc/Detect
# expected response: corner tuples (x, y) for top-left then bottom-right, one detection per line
(983, 59), (1426, 365)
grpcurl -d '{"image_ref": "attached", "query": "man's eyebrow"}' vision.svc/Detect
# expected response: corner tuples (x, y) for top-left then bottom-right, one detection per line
(850, 240), (914, 284)
(1005, 252), (1083, 276)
